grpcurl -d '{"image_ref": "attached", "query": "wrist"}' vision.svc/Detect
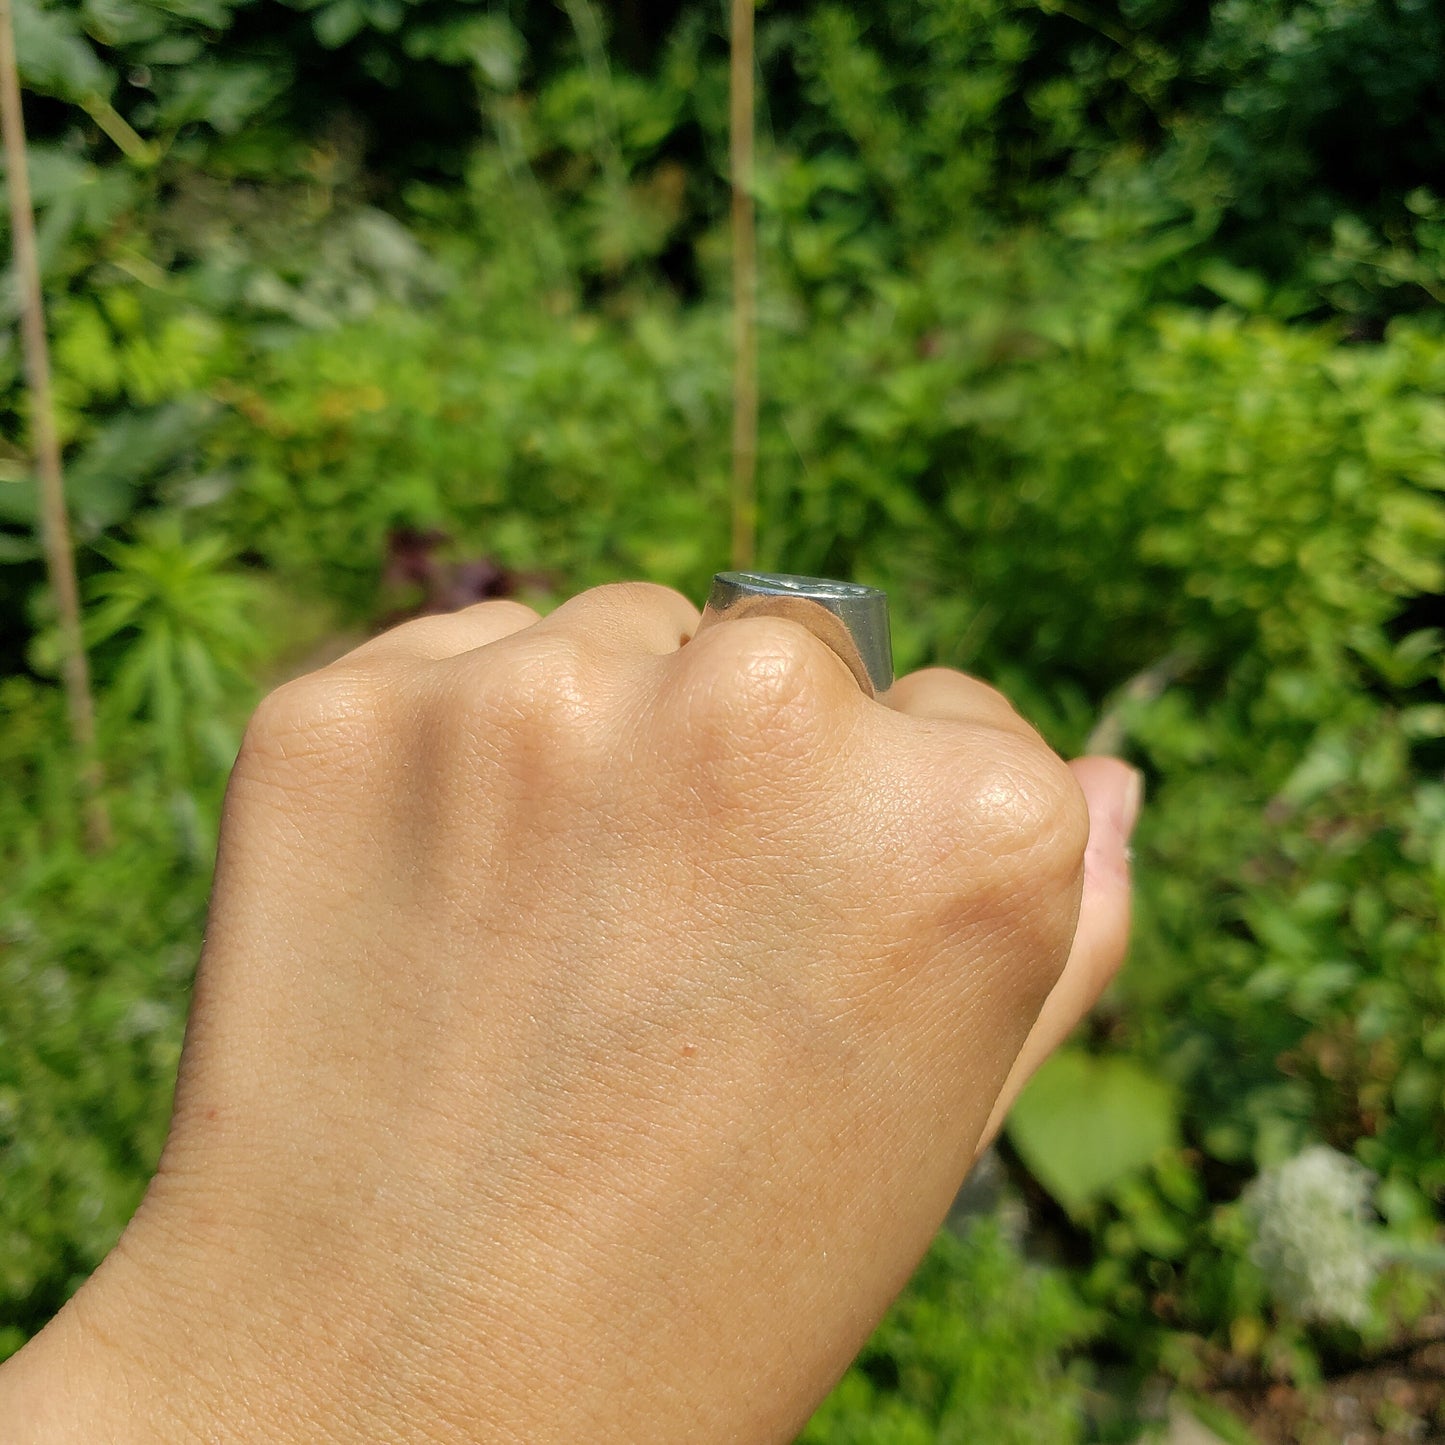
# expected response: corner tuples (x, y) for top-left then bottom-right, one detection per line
(0, 1238), (175, 1442)
(0, 1200), (297, 1444)
(0, 1176), (533, 1445)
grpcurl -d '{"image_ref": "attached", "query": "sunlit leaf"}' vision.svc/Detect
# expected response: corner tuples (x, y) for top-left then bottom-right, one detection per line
(1008, 1050), (1180, 1219)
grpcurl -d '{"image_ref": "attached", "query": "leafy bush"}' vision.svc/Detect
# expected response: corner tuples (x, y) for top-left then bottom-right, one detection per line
(209, 280), (733, 614)
(801, 1221), (1097, 1445)
(0, 682), (214, 1354)
(82, 517), (273, 781)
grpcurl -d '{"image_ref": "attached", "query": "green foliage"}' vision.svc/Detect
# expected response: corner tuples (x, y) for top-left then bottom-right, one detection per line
(211, 265), (734, 615)
(1008, 1050), (1180, 1219)
(0, 817), (198, 1353)
(83, 517), (271, 781)
(800, 1221), (1096, 1445)
(0, 682), (214, 1354)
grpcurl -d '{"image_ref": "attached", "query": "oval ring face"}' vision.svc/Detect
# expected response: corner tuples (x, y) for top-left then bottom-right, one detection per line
(722, 572), (881, 602)
(701, 572), (893, 697)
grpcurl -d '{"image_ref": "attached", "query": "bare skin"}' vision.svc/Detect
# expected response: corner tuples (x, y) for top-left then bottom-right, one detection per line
(0, 583), (1139, 1443)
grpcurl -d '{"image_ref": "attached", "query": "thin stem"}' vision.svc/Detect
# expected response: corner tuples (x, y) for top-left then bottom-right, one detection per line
(1085, 649), (1195, 755)
(0, 0), (111, 849)
(728, 0), (758, 570)
(79, 92), (156, 166)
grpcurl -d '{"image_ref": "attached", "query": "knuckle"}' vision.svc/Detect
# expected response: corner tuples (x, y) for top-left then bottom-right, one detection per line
(440, 634), (596, 763)
(907, 742), (1087, 997)
(487, 634), (589, 715)
(973, 739), (1088, 870)
(667, 618), (847, 803)
(586, 580), (670, 612)
(1035, 754), (1092, 873)
(479, 598), (541, 629)
(978, 745), (1089, 972)
(692, 617), (837, 727)
(971, 682), (1026, 730)
(906, 667), (1008, 710)
(240, 669), (386, 774)
(567, 580), (695, 639)
(445, 598), (541, 643)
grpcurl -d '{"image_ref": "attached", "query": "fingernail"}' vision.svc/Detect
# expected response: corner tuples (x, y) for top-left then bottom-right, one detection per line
(1118, 767), (1144, 841)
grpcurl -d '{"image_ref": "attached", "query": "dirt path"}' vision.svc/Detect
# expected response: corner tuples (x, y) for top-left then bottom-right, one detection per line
(1212, 1339), (1445, 1444)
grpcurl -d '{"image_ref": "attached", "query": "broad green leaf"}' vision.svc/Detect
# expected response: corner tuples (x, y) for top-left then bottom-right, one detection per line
(80, 0), (167, 48)
(312, 0), (367, 48)
(66, 400), (214, 532)
(1007, 1049), (1179, 1218)
(0, 476), (38, 525)
(154, 61), (282, 133)
(1197, 259), (1268, 312)
(11, 145), (93, 206)
(11, 0), (109, 101)
(151, 0), (240, 27)
(0, 529), (40, 561)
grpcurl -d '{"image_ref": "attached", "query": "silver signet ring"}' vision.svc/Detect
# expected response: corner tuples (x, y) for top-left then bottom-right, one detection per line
(697, 571), (893, 698)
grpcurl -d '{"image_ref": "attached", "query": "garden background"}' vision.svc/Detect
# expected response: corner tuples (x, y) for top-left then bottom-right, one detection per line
(2, 0), (1444, 1438)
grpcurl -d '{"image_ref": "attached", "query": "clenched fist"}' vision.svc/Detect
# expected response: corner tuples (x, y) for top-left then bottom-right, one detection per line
(1, 583), (1138, 1443)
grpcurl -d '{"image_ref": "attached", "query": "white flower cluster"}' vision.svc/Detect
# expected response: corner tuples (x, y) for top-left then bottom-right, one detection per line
(1242, 1145), (1380, 1328)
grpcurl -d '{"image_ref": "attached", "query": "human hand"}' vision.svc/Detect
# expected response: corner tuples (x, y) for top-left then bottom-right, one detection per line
(1, 583), (1138, 1443)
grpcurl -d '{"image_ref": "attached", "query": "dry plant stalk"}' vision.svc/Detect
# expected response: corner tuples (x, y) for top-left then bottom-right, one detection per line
(728, 0), (758, 569)
(0, 0), (110, 849)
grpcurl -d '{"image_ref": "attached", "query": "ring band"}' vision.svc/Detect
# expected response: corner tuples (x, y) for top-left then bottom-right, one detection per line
(698, 571), (893, 697)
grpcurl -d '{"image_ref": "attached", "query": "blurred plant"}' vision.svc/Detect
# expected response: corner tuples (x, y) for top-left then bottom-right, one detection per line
(1007, 1048), (1180, 1221)
(800, 1219), (1096, 1445)
(1, 0), (108, 846)
(1243, 1146), (1380, 1329)
(0, 731), (208, 1356)
(94, 100), (1445, 1410)
(82, 516), (268, 781)
(378, 526), (543, 623)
